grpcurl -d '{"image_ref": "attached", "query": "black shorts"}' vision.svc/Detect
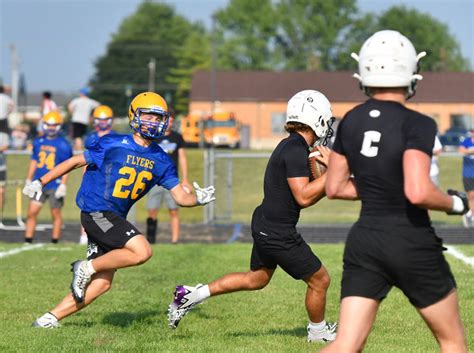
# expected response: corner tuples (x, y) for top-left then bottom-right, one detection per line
(341, 219), (456, 308)
(463, 177), (474, 192)
(72, 122), (88, 139)
(249, 207), (321, 280)
(81, 211), (141, 260)
(0, 169), (5, 186)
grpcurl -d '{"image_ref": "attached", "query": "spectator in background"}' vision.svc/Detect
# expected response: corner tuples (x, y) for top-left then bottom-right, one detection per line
(0, 85), (15, 133)
(0, 130), (9, 221)
(430, 135), (443, 186)
(37, 91), (58, 136)
(459, 128), (474, 227)
(41, 91), (58, 116)
(68, 88), (100, 151)
(146, 113), (191, 244)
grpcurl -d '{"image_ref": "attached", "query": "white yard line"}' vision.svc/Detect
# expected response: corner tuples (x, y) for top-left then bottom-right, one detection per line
(0, 244), (45, 258)
(446, 246), (474, 267)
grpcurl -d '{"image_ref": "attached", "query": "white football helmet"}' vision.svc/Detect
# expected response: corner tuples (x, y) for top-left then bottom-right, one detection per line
(351, 30), (427, 98)
(286, 90), (334, 145)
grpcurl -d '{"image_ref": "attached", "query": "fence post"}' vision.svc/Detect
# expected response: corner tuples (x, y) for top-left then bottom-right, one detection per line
(208, 147), (215, 223)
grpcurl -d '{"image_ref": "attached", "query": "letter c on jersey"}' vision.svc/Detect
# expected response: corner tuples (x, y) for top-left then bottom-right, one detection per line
(360, 131), (381, 157)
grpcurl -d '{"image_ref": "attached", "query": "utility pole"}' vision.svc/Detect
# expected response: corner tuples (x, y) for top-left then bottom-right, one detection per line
(148, 58), (156, 92)
(10, 44), (20, 112)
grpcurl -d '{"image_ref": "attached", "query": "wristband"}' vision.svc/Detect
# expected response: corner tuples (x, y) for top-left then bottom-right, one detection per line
(38, 178), (44, 186)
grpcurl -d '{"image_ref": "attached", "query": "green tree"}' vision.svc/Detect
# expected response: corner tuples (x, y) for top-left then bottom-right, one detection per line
(166, 25), (211, 114)
(275, 0), (357, 70)
(213, 0), (278, 69)
(378, 6), (469, 71)
(333, 6), (470, 72)
(89, 2), (195, 115)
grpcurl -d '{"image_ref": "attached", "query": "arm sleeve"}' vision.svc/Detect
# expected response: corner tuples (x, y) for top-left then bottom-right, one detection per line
(83, 136), (108, 167)
(404, 116), (437, 157)
(157, 158), (180, 190)
(84, 133), (96, 149)
(282, 142), (310, 178)
(461, 138), (471, 148)
(332, 117), (346, 155)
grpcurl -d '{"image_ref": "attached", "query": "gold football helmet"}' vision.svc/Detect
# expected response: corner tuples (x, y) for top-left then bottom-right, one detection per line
(92, 105), (114, 131)
(128, 92), (169, 139)
(42, 111), (62, 136)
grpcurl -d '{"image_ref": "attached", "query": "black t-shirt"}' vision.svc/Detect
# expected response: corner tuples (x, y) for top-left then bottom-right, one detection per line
(156, 131), (185, 167)
(260, 132), (310, 226)
(333, 98), (436, 224)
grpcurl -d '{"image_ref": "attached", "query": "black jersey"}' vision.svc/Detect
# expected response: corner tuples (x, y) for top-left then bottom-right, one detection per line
(260, 133), (310, 226)
(156, 131), (185, 167)
(333, 99), (436, 224)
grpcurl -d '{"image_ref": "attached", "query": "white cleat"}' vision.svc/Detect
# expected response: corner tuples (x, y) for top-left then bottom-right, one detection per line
(32, 313), (60, 329)
(307, 322), (338, 342)
(70, 260), (92, 303)
(167, 284), (204, 329)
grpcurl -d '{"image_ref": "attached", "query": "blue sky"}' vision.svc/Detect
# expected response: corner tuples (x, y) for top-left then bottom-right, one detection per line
(0, 0), (472, 93)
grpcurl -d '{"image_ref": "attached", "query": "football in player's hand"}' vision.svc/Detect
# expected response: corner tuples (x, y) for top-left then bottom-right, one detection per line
(308, 148), (327, 181)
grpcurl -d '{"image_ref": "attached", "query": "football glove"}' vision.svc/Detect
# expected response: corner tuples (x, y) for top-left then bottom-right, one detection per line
(446, 189), (469, 215)
(23, 179), (43, 201)
(54, 184), (67, 199)
(193, 182), (216, 205)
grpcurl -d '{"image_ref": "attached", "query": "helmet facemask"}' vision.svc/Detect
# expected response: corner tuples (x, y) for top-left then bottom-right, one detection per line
(42, 122), (61, 137)
(130, 107), (170, 140)
(286, 90), (334, 147)
(314, 117), (336, 147)
(94, 118), (113, 132)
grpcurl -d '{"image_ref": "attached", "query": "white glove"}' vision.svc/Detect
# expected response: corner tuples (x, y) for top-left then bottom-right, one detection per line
(193, 181), (216, 205)
(23, 179), (43, 201)
(55, 184), (67, 199)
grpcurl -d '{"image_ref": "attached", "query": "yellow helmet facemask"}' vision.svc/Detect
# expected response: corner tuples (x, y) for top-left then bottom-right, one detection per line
(128, 92), (170, 139)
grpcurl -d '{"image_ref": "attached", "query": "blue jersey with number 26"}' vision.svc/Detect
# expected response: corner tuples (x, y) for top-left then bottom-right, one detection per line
(76, 134), (179, 218)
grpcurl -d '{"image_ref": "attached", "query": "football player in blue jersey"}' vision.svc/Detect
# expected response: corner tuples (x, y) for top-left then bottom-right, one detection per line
(79, 105), (117, 245)
(24, 92), (215, 328)
(24, 112), (73, 244)
(84, 105), (117, 149)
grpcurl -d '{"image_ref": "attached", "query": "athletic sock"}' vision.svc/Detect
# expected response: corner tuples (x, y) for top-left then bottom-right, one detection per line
(24, 238), (33, 243)
(40, 312), (58, 322)
(308, 320), (327, 332)
(146, 217), (157, 244)
(86, 260), (96, 275)
(195, 284), (211, 302)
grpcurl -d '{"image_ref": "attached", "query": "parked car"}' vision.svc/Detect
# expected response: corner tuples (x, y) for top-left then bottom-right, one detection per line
(439, 127), (470, 151)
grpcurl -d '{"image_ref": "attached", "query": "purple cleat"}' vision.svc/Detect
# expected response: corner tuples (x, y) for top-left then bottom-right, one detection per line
(167, 284), (203, 329)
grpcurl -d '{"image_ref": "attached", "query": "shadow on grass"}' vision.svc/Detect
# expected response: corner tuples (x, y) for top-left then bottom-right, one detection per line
(102, 310), (161, 328)
(225, 326), (306, 338)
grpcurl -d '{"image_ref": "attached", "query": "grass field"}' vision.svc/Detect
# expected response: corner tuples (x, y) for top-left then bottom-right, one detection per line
(0, 243), (472, 352)
(1, 150), (467, 225)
